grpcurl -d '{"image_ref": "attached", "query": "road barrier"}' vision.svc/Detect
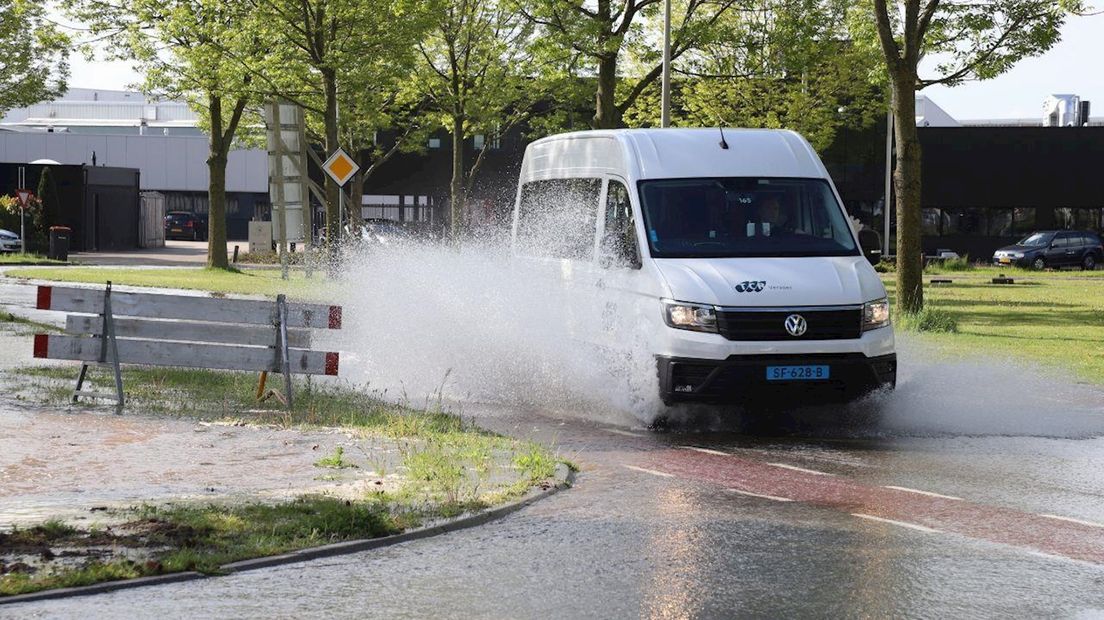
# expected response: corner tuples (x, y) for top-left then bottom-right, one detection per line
(33, 283), (342, 408)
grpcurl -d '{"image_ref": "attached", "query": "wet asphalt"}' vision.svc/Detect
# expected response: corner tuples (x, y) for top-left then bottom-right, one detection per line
(7, 401), (1104, 619)
(3, 277), (1104, 618)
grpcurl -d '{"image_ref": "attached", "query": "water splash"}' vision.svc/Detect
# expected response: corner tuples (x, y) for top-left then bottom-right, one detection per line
(336, 239), (660, 425)
(333, 239), (1104, 438)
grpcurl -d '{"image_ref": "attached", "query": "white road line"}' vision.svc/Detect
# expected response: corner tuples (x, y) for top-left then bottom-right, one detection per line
(605, 428), (646, 438)
(851, 513), (941, 533)
(679, 446), (730, 457)
(622, 465), (674, 478)
(1040, 514), (1104, 529)
(727, 488), (794, 502)
(766, 462), (835, 476)
(883, 485), (963, 501)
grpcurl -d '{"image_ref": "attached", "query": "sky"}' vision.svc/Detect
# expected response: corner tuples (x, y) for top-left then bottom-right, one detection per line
(63, 7), (1104, 122)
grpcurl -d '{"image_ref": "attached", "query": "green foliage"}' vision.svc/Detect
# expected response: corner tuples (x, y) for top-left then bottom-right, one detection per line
(0, 195), (19, 233)
(314, 446), (357, 469)
(523, 0), (740, 128)
(31, 167), (60, 252)
(896, 306), (958, 333)
(932, 255), (973, 272)
(874, 259), (896, 273)
(0, 0), (70, 116)
(627, 0), (885, 150)
(411, 0), (547, 236)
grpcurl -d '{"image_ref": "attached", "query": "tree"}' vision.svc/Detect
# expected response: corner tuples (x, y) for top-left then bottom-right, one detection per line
(34, 166), (61, 251)
(859, 0), (1078, 312)
(337, 82), (433, 239)
(0, 0), (70, 116)
(66, 0), (261, 269)
(414, 0), (546, 239)
(243, 0), (435, 255)
(521, 0), (737, 128)
(626, 0), (884, 150)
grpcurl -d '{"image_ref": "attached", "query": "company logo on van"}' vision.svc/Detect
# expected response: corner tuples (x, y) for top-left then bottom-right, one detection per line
(734, 281), (767, 293)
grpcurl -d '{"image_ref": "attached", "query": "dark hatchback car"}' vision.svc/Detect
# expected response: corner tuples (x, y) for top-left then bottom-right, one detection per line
(164, 211), (209, 241)
(993, 230), (1103, 270)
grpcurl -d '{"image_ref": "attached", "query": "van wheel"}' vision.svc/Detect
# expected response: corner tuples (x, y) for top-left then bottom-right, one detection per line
(1083, 254), (1096, 271)
(1032, 257), (1046, 270)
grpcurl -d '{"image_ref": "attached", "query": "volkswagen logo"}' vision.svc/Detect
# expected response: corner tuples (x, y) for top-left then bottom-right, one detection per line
(784, 314), (807, 337)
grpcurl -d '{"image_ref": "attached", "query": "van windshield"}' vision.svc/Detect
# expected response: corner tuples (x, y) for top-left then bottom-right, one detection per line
(638, 177), (859, 258)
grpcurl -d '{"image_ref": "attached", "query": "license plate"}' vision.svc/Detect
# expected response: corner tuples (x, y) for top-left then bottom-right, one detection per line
(766, 365), (830, 381)
(171, 228), (182, 233)
(999, 258), (1011, 264)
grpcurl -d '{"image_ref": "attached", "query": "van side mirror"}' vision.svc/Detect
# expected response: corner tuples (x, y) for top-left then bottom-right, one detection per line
(857, 229), (882, 265)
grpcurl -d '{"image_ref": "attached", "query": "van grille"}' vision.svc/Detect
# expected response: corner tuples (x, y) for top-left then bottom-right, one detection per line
(715, 307), (862, 341)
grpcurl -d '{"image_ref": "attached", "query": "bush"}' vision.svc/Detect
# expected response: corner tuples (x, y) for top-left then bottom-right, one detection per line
(938, 254), (973, 271)
(874, 259), (895, 273)
(896, 307), (958, 333)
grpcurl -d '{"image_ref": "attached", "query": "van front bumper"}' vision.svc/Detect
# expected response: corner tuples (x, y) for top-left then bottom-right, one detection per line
(657, 352), (897, 404)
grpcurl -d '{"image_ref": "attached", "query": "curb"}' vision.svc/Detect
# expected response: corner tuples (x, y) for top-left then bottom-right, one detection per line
(0, 464), (574, 606)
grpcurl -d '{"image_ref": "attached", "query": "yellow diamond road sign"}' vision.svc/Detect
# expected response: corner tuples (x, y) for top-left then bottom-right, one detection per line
(322, 148), (359, 186)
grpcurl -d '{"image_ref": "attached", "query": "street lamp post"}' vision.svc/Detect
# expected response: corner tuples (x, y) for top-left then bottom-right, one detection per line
(661, 0), (671, 128)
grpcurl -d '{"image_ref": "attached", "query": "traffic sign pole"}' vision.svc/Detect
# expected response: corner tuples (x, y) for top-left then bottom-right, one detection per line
(16, 185), (33, 255)
(322, 149), (360, 248)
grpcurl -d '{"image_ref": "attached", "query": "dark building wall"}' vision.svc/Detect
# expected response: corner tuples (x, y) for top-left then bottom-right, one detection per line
(360, 124), (1104, 260)
(160, 190), (269, 240)
(84, 166), (140, 251)
(916, 126), (1104, 258)
(0, 163), (140, 252)
(361, 130), (528, 232)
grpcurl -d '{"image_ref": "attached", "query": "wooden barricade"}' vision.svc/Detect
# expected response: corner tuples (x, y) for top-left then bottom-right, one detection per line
(32, 282), (342, 409)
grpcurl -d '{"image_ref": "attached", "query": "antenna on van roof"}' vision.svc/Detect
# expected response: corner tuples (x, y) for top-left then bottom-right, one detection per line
(718, 127), (730, 150)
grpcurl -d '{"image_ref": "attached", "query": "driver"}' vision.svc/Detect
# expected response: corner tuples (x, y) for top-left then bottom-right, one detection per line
(757, 196), (795, 236)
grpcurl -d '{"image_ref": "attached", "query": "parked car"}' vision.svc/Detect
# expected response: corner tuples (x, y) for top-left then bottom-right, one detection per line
(993, 230), (1103, 270)
(164, 211), (209, 241)
(360, 218), (414, 247)
(0, 228), (22, 253)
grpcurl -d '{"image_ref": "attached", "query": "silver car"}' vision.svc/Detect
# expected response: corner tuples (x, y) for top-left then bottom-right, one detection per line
(0, 229), (22, 253)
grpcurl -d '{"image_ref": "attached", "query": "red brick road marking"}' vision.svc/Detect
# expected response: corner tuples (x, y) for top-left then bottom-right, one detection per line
(638, 447), (1104, 564)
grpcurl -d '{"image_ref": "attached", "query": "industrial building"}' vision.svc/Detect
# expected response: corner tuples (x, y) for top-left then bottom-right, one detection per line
(0, 88), (269, 241)
(363, 93), (1104, 260)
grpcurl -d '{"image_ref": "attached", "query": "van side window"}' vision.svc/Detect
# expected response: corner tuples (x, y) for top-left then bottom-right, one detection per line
(516, 178), (600, 261)
(600, 181), (641, 269)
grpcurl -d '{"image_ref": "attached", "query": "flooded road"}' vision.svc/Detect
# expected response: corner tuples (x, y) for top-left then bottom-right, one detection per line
(3, 276), (1104, 616)
(9, 401), (1104, 618)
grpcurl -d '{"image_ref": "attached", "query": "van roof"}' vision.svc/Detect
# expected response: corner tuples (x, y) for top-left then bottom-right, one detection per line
(523, 128), (828, 181)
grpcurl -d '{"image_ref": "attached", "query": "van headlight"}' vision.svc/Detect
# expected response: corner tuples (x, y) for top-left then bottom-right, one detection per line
(863, 297), (890, 331)
(662, 300), (718, 333)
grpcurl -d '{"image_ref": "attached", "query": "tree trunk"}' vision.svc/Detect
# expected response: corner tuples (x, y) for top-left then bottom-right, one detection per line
(593, 54), (620, 129)
(348, 165), (364, 236)
(449, 112), (465, 241)
(322, 69), (341, 257)
(206, 94), (230, 270)
(891, 81), (923, 313)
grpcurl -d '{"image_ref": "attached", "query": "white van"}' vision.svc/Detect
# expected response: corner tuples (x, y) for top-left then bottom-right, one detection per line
(510, 128), (895, 405)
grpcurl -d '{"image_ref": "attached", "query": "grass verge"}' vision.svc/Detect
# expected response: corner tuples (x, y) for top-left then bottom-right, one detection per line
(2, 365), (561, 597)
(883, 272), (1104, 382)
(3, 267), (329, 298)
(0, 312), (61, 334)
(0, 253), (69, 266)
